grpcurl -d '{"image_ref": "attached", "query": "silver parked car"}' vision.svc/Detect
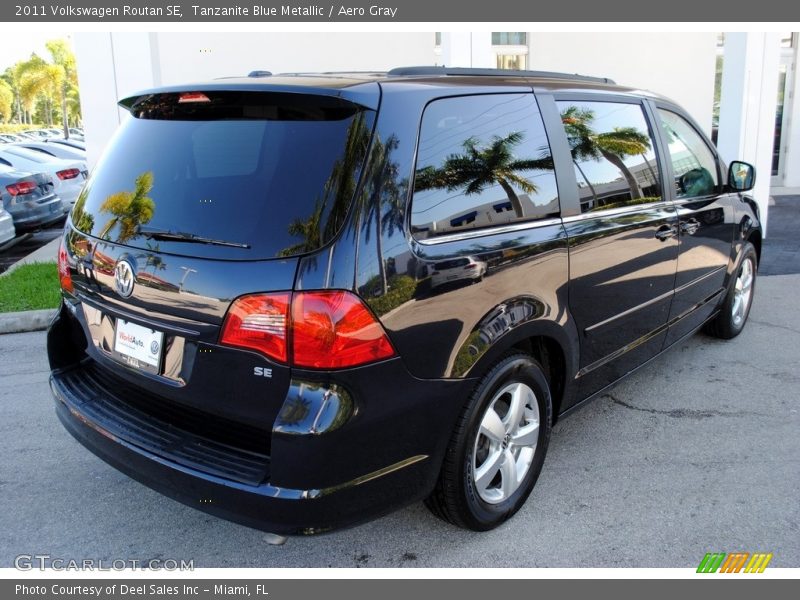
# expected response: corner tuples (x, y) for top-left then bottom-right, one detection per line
(0, 207), (16, 248)
(0, 146), (87, 206)
(430, 256), (488, 288)
(0, 165), (65, 232)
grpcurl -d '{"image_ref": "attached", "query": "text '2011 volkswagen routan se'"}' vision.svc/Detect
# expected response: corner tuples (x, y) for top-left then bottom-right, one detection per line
(48, 67), (761, 534)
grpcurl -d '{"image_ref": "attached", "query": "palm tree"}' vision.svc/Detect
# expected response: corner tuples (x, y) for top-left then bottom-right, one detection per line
(16, 55), (61, 125)
(98, 171), (156, 243)
(7, 40), (79, 131)
(45, 39), (79, 137)
(414, 131), (546, 218)
(360, 134), (403, 296)
(561, 106), (652, 202)
(0, 81), (12, 123)
(277, 198), (326, 258)
(276, 112), (372, 261)
(71, 190), (95, 234)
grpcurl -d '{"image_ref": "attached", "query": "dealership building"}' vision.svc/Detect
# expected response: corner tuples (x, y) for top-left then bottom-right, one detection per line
(74, 31), (798, 234)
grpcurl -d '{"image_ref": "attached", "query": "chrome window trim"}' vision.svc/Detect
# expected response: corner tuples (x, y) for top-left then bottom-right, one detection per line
(415, 217), (563, 245)
(561, 200), (675, 223)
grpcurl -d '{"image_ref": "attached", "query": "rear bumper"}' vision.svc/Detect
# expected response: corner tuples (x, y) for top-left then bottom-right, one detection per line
(9, 195), (66, 231)
(53, 380), (429, 534)
(50, 351), (471, 534)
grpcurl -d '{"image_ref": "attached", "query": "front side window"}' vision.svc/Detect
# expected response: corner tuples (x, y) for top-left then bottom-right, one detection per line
(658, 109), (719, 199)
(411, 94), (559, 239)
(557, 100), (662, 213)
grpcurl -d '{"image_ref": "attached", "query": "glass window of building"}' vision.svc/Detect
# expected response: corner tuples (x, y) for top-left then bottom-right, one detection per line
(492, 32), (528, 45)
(492, 32), (529, 70)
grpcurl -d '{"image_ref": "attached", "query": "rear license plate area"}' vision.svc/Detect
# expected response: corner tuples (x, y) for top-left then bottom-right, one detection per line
(113, 318), (164, 375)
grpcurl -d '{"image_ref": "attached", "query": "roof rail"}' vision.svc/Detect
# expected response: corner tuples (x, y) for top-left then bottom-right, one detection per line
(247, 70), (273, 78)
(386, 66), (615, 85)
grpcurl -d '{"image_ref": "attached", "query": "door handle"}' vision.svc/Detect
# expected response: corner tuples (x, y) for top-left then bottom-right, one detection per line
(680, 218), (701, 236)
(655, 225), (677, 241)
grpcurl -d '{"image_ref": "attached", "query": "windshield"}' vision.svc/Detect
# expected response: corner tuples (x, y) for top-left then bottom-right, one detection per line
(71, 91), (375, 260)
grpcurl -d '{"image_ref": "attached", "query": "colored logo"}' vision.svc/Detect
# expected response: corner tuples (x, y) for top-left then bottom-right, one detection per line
(697, 552), (773, 573)
(150, 340), (160, 355)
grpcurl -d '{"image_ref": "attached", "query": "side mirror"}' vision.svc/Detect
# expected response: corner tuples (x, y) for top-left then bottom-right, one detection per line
(728, 160), (755, 192)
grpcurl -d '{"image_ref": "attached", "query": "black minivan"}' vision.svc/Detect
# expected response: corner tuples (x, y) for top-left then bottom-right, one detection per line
(48, 67), (761, 534)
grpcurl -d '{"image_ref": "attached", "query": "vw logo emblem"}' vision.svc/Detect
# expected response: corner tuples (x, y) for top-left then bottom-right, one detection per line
(114, 259), (136, 298)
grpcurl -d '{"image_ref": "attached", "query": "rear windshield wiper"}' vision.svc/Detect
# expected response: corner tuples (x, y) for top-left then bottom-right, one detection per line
(137, 226), (251, 249)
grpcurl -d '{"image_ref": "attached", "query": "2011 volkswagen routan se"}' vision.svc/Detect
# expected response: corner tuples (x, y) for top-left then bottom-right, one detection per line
(48, 67), (761, 534)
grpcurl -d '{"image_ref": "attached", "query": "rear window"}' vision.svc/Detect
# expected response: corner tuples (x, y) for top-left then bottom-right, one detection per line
(72, 91), (375, 259)
(434, 258), (470, 270)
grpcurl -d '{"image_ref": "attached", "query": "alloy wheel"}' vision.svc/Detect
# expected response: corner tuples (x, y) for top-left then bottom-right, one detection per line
(472, 382), (540, 504)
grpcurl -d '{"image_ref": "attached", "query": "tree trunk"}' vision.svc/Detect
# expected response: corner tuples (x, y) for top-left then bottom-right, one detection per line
(573, 159), (599, 210)
(375, 192), (387, 296)
(498, 179), (525, 218)
(61, 86), (69, 139)
(600, 149), (643, 200)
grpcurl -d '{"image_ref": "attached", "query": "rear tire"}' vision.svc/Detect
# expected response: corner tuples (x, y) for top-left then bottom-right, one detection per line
(705, 241), (757, 339)
(425, 353), (552, 531)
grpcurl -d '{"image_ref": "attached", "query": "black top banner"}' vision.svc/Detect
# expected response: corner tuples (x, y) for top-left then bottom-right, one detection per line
(4, 0), (800, 21)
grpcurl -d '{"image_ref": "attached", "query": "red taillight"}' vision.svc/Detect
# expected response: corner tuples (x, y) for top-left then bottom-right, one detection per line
(220, 293), (290, 363)
(220, 290), (396, 369)
(178, 92), (211, 103)
(57, 168), (80, 180)
(6, 181), (36, 196)
(292, 291), (395, 369)
(58, 241), (73, 293)
(464, 264), (477, 270)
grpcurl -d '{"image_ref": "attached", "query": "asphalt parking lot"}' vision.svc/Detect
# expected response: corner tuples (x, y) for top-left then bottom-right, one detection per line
(1, 271), (798, 568)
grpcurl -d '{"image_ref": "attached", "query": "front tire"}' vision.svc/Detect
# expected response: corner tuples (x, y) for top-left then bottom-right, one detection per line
(705, 241), (757, 339)
(425, 353), (552, 530)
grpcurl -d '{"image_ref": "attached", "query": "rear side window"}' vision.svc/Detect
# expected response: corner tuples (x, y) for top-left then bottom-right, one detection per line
(657, 109), (719, 199)
(71, 92), (375, 259)
(557, 100), (662, 213)
(411, 94), (559, 239)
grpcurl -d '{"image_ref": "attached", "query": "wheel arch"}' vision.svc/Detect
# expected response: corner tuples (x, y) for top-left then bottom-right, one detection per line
(748, 228), (762, 266)
(455, 314), (579, 424)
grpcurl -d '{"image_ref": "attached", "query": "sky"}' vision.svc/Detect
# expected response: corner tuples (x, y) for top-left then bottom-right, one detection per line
(0, 32), (73, 71)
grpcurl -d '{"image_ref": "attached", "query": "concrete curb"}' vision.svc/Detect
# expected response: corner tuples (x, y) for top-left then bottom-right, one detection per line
(0, 308), (57, 334)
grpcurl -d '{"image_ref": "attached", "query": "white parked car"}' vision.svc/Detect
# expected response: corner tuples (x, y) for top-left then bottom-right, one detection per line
(10, 140), (87, 162)
(20, 129), (51, 140)
(430, 256), (487, 288)
(0, 146), (87, 206)
(0, 207), (16, 248)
